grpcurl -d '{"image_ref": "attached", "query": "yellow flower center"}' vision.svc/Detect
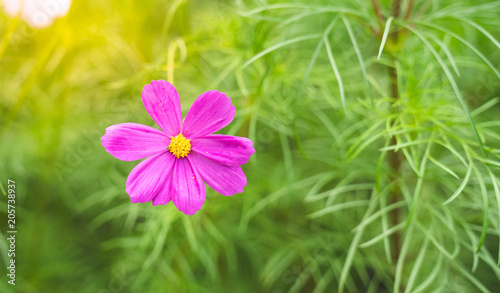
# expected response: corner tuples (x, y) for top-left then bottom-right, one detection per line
(168, 133), (191, 158)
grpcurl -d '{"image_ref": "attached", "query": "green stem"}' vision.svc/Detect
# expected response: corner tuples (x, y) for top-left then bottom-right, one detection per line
(403, 0), (415, 20)
(391, 0), (402, 18)
(388, 65), (402, 264)
(370, 0), (385, 28)
(387, 0), (406, 278)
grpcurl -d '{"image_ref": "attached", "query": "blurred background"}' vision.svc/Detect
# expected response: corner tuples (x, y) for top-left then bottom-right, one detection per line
(1, 0), (500, 292)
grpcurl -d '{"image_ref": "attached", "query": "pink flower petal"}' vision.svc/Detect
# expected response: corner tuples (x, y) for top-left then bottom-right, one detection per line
(152, 171), (174, 206)
(126, 152), (175, 204)
(182, 90), (235, 139)
(191, 134), (254, 166)
(101, 123), (169, 161)
(188, 152), (247, 196)
(171, 158), (206, 215)
(142, 80), (183, 137)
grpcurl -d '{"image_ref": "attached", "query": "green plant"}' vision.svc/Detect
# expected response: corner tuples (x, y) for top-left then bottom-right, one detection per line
(238, 0), (500, 291)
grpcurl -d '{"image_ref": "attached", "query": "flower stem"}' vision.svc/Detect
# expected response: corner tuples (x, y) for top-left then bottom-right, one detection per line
(388, 64), (401, 264)
(370, 0), (385, 28)
(391, 0), (402, 18)
(387, 0), (404, 268)
(403, 0), (415, 20)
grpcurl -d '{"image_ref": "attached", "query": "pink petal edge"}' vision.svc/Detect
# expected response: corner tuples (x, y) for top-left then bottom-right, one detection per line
(126, 152), (175, 204)
(182, 90), (235, 139)
(191, 134), (254, 166)
(188, 152), (247, 196)
(142, 80), (183, 137)
(101, 123), (169, 161)
(152, 165), (175, 206)
(170, 158), (206, 215)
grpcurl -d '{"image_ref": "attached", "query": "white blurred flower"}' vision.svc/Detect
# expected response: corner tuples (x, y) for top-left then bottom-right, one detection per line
(2, 0), (71, 28)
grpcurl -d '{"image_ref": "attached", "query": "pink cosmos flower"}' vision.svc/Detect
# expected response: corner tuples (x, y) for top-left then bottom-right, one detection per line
(2, 0), (71, 28)
(101, 80), (254, 215)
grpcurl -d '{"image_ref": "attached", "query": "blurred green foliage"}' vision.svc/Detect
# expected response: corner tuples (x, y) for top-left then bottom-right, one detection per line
(1, 0), (500, 292)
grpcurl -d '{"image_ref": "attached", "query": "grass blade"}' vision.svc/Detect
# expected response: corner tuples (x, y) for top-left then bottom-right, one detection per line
(239, 172), (329, 231)
(428, 155), (459, 179)
(417, 22), (500, 80)
(339, 191), (379, 293)
(472, 97), (500, 117)
(377, 16), (394, 60)
(379, 139), (429, 152)
(359, 222), (406, 248)
(375, 136), (391, 193)
(242, 33), (322, 69)
(394, 223), (414, 293)
(443, 160), (472, 205)
(403, 24), (485, 157)
(240, 4), (367, 18)
(342, 15), (374, 106)
(488, 168), (500, 264)
(450, 261), (491, 293)
(405, 133), (434, 227)
(324, 35), (346, 113)
(472, 165), (489, 253)
(352, 201), (407, 232)
(460, 18), (500, 51)
(404, 237), (429, 293)
(427, 33), (460, 76)
(302, 16), (339, 85)
(412, 253), (443, 293)
(308, 200), (370, 219)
